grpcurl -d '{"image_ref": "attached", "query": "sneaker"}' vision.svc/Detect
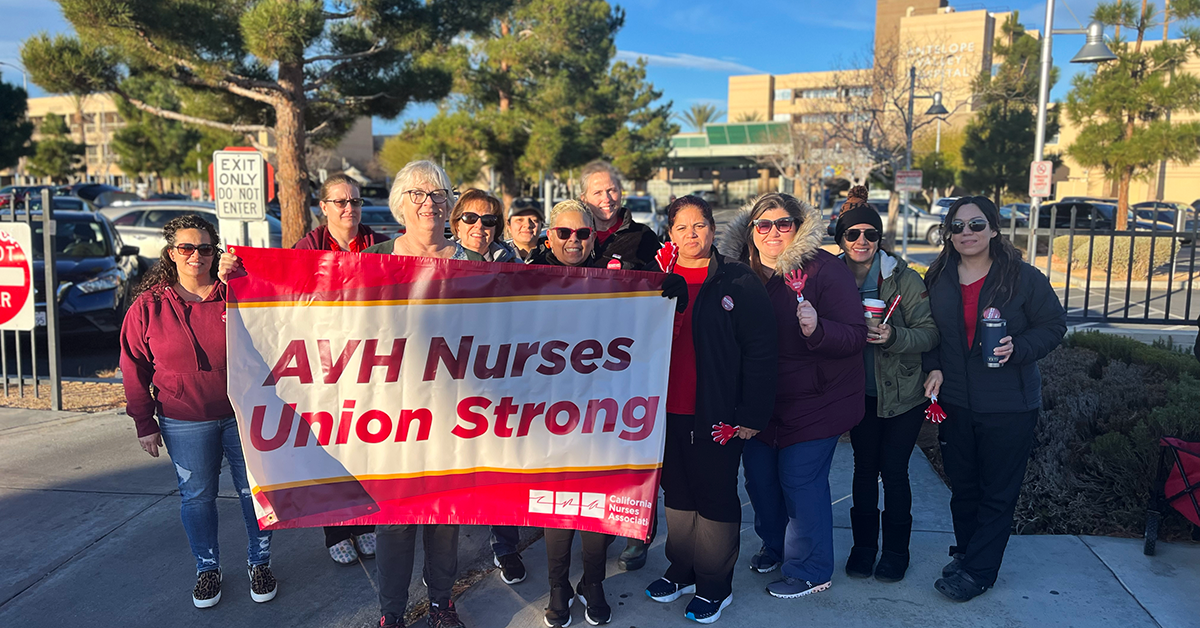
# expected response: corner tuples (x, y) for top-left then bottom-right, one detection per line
(544, 585), (574, 627)
(617, 539), (647, 571)
(844, 546), (876, 578)
(765, 577), (830, 599)
(576, 581), (611, 626)
(329, 538), (359, 564)
(748, 548), (780, 574)
(248, 563), (278, 603)
(494, 552), (527, 585)
(192, 569), (221, 608)
(355, 532), (377, 559)
(428, 600), (466, 628)
(873, 550), (909, 583)
(942, 552), (966, 578)
(379, 615), (406, 628)
(645, 577), (696, 603)
(934, 571), (989, 602)
(684, 594), (732, 624)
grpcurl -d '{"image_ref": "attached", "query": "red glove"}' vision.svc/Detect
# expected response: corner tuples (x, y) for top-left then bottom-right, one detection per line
(925, 395), (947, 424)
(655, 241), (679, 274)
(712, 422), (739, 445)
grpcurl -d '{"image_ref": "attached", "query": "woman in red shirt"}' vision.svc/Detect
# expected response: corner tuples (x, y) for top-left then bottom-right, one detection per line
(644, 196), (777, 623)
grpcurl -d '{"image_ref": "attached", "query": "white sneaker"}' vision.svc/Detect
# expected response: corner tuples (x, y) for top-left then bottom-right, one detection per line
(329, 538), (358, 564)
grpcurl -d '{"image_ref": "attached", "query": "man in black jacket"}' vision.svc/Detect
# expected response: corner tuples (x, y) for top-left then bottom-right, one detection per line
(579, 160), (661, 271)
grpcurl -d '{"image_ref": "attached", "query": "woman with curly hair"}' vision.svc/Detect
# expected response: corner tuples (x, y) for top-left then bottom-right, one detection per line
(120, 214), (278, 609)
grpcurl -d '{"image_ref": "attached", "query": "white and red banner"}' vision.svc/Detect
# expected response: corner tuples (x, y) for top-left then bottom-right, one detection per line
(225, 247), (673, 539)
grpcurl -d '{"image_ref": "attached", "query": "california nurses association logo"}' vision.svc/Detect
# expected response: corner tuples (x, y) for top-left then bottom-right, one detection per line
(529, 490), (606, 518)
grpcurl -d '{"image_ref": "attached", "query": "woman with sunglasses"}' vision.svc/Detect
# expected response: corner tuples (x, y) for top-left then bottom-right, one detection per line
(120, 214), (278, 609)
(643, 195), (776, 624)
(719, 193), (867, 600)
(450, 189), (518, 262)
(923, 196), (1065, 602)
(834, 187), (938, 583)
(295, 173), (389, 253)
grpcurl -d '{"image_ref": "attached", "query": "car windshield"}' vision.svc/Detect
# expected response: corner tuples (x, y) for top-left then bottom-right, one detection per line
(626, 198), (653, 213)
(30, 219), (112, 259)
(21, 197), (87, 211)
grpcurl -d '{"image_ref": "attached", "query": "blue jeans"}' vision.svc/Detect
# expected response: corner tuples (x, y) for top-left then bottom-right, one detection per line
(159, 417), (272, 573)
(742, 435), (839, 583)
(491, 525), (520, 557)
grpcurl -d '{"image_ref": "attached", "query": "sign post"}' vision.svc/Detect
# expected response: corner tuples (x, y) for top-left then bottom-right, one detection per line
(895, 170), (923, 259)
(1029, 160), (1053, 198)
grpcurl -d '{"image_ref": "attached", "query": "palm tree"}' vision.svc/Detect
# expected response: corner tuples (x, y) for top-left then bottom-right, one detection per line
(678, 103), (725, 132)
(733, 110), (765, 122)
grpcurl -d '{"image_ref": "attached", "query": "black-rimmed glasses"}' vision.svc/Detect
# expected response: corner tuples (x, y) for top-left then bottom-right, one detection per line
(404, 189), (450, 205)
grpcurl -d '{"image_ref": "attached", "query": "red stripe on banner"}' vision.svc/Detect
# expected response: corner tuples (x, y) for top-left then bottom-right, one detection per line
(227, 247), (665, 304)
(255, 468), (661, 539)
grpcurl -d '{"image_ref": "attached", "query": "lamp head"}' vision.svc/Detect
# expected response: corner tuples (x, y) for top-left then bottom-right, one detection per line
(925, 92), (950, 116)
(1071, 21), (1118, 63)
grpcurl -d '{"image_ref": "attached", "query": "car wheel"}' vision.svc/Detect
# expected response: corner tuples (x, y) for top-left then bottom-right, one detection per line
(925, 225), (942, 246)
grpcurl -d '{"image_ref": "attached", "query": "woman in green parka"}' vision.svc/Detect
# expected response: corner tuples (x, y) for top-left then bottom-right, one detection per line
(834, 187), (940, 583)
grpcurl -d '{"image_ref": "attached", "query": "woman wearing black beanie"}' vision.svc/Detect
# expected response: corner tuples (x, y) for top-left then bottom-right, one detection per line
(835, 187), (939, 583)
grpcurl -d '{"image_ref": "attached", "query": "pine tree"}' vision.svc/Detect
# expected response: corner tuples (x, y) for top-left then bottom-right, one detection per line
(27, 113), (85, 183)
(110, 76), (201, 191)
(0, 77), (34, 171)
(1066, 0), (1200, 229)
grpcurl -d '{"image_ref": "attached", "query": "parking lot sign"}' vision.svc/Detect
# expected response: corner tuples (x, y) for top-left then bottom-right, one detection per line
(212, 149), (267, 220)
(895, 170), (923, 192)
(1029, 160), (1053, 198)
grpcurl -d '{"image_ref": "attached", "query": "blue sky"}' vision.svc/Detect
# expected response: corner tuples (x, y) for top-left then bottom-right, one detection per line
(0, 0), (1163, 135)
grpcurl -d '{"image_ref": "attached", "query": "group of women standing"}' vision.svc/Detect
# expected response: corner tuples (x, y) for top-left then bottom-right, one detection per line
(119, 159), (1065, 627)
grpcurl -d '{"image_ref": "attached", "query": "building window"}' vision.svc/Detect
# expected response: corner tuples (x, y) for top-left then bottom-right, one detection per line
(774, 89), (793, 101)
(1047, 133), (1060, 146)
(843, 86), (871, 99)
(773, 113), (792, 122)
(800, 88), (838, 100)
(800, 113), (838, 124)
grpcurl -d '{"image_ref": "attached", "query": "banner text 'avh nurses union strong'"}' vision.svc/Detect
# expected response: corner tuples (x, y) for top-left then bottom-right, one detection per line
(225, 247), (673, 539)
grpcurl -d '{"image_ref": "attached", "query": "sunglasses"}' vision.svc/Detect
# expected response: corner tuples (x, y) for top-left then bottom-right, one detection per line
(844, 228), (880, 243)
(753, 217), (797, 234)
(948, 218), (989, 235)
(323, 198), (364, 209)
(458, 212), (500, 228)
(404, 189), (450, 205)
(551, 227), (593, 240)
(174, 243), (218, 257)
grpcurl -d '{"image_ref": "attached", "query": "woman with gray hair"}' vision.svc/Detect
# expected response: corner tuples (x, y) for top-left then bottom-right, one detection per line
(361, 160), (477, 262)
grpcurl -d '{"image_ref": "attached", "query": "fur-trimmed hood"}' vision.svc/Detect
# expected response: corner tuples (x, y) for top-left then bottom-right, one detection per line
(717, 194), (826, 275)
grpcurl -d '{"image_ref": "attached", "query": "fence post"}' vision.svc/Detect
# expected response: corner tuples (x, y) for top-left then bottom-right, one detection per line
(40, 189), (62, 411)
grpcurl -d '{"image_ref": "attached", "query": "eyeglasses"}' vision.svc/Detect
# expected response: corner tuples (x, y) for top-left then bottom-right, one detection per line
(174, 243), (218, 257)
(948, 218), (989, 235)
(753, 217), (797, 234)
(323, 198), (364, 209)
(404, 189), (450, 205)
(844, 228), (880, 243)
(459, 212), (500, 228)
(551, 227), (593, 240)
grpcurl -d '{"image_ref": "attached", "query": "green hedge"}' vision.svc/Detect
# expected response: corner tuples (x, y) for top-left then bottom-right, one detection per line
(1066, 331), (1200, 379)
(1051, 235), (1179, 276)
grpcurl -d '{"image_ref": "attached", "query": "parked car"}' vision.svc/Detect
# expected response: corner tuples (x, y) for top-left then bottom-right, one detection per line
(361, 184), (390, 206)
(827, 199), (945, 245)
(54, 183), (122, 203)
(931, 197), (958, 215)
(360, 206), (404, 240)
(1132, 201), (1198, 242)
(24, 195), (99, 213)
(101, 201), (283, 258)
(625, 195), (665, 236)
(7, 210), (142, 336)
(691, 190), (720, 206)
(998, 203), (1031, 228)
(0, 185), (55, 209)
(1036, 201), (1117, 230)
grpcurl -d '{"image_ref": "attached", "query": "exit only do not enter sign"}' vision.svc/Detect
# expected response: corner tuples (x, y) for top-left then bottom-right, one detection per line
(212, 149), (268, 221)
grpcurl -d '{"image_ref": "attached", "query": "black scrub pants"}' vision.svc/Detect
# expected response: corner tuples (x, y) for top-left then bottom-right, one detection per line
(939, 403), (1038, 587)
(849, 399), (925, 557)
(660, 413), (743, 600)
(376, 524), (459, 622)
(544, 529), (614, 589)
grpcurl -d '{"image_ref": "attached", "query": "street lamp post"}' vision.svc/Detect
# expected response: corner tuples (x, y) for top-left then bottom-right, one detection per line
(1028, 2), (1117, 262)
(0, 61), (27, 92)
(903, 65), (949, 259)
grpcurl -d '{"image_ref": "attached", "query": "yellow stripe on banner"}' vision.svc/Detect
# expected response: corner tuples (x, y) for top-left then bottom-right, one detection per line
(230, 290), (661, 309)
(251, 463), (663, 495)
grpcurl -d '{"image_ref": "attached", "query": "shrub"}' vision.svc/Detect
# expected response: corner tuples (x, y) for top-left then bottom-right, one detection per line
(1066, 331), (1200, 379)
(1050, 234), (1178, 277)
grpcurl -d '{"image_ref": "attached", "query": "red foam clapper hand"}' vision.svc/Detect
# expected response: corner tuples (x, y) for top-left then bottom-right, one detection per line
(712, 422), (739, 445)
(925, 394), (947, 424)
(655, 241), (679, 273)
(784, 269), (807, 303)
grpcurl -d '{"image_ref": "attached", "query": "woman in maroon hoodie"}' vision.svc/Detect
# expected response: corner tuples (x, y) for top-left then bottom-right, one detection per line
(719, 193), (867, 600)
(120, 214), (278, 609)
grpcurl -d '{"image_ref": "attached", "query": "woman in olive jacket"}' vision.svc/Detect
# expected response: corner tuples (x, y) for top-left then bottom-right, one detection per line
(922, 196), (1066, 602)
(834, 189), (939, 584)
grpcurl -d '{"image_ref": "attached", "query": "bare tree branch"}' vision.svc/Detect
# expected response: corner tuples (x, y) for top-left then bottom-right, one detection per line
(304, 42), (385, 65)
(133, 26), (284, 99)
(114, 86), (271, 134)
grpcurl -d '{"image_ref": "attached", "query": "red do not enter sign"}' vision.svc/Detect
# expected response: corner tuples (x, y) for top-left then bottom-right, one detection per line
(0, 223), (35, 330)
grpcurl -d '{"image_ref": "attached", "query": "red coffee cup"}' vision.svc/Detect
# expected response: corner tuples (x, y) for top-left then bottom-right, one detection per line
(863, 298), (886, 329)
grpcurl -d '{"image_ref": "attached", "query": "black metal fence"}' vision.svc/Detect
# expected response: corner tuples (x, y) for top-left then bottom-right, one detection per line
(1005, 204), (1200, 326)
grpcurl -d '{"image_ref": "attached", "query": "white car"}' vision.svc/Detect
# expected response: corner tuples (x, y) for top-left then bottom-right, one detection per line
(626, 195), (665, 236)
(102, 201), (283, 258)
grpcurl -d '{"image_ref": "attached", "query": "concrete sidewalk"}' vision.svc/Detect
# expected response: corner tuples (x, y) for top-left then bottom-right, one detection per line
(2, 407), (1197, 627)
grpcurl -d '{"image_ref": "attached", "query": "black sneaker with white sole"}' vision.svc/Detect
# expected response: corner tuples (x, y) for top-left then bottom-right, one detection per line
(248, 563), (277, 603)
(685, 594), (732, 624)
(494, 553), (527, 585)
(748, 548), (780, 573)
(544, 584), (574, 627)
(645, 577), (696, 603)
(765, 577), (830, 599)
(576, 581), (611, 626)
(192, 570), (221, 608)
